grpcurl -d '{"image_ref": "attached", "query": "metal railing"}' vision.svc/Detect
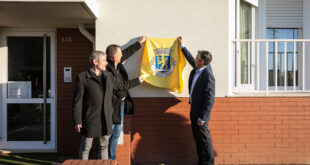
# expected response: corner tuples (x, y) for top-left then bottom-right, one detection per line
(232, 39), (310, 93)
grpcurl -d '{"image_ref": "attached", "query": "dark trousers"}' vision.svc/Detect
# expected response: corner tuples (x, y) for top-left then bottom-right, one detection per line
(191, 120), (214, 165)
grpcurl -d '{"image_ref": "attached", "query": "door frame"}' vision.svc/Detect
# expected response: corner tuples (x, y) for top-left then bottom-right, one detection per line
(0, 31), (57, 150)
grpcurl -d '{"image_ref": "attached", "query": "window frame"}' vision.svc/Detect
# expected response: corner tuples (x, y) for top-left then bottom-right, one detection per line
(266, 28), (303, 91)
(234, 0), (257, 92)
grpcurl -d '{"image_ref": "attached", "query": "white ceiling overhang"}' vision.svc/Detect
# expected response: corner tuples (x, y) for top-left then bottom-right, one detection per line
(0, 0), (98, 28)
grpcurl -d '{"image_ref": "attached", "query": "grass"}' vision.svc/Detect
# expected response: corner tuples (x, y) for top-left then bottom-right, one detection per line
(0, 153), (60, 165)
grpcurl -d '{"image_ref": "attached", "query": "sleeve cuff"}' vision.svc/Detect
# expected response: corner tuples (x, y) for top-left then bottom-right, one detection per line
(198, 118), (205, 123)
(180, 44), (185, 49)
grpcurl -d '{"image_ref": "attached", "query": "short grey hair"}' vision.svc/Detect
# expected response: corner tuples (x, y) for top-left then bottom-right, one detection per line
(89, 51), (106, 66)
(197, 50), (212, 65)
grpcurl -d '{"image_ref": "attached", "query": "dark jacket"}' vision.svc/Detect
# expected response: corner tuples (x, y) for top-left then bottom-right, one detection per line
(106, 41), (142, 124)
(181, 47), (215, 122)
(72, 69), (114, 137)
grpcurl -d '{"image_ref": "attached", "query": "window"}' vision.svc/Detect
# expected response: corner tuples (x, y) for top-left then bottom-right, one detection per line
(234, 0), (257, 91)
(267, 28), (299, 87)
(240, 0), (253, 84)
(232, 0), (309, 94)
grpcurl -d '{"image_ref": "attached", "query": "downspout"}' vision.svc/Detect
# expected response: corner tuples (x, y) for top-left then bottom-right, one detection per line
(79, 24), (95, 50)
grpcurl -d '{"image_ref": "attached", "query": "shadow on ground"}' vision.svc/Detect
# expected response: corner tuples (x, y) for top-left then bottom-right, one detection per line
(0, 153), (61, 165)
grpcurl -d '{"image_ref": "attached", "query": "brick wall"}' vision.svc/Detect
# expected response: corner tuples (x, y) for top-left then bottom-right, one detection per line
(131, 97), (310, 165)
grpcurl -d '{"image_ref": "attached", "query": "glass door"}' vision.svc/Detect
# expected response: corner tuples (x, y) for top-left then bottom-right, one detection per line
(0, 32), (56, 150)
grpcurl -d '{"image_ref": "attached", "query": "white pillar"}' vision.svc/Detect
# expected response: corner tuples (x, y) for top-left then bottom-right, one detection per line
(258, 0), (267, 90)
(303, 0), (310, 90)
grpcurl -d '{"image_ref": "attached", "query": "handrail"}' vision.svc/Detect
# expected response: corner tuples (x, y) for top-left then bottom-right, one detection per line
(233, 39), (309, 93)
(233, 39), (310, 42)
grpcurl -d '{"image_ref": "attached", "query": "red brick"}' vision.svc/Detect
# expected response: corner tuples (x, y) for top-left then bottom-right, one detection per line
(267, 120), (282, 125)
(231, 125), (260, 130)
(290, 116), (305, 120)
(237, 134), (260, 139)
(289, 106), (304, 111)
(238, 115), (260, 121)
(260, 134), (275, 139)
(231, 106), (260, 111)
(275, 143), (290, 148)
(239, 120), (267, 125)
(274, 116), (289, 120)
(296, 120), (310, 124)
(267, 130), (282, 134)
(260, 125), (275, 130)
(290, 143), (305, 148)
(289, 125), (305, 129)
(297, 102), (310, 106)
(246, 143), (275, 148)
(296, 111), (310, 116)
(268, 102), (285, 106)
(275, 125), (290, 130)
(239, 129), (268, 135)
(261, 115), (275, 120)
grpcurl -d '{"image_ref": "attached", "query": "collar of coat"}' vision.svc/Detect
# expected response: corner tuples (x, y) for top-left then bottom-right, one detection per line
(108, 59), (116, 67)
(107, 59), (125, 73)
(86, 68), (105, 79)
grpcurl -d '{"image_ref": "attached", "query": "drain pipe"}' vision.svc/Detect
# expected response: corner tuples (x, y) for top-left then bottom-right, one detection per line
(79, 24), (95, 50)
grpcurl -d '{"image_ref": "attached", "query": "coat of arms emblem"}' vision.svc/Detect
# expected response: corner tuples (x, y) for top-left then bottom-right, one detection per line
(151, 48), (176, 77)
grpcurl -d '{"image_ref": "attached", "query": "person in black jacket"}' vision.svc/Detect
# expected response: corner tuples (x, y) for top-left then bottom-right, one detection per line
(106, 36), (147, 160)
(178, 36), (215, 165)
(72, 51), (114, 160)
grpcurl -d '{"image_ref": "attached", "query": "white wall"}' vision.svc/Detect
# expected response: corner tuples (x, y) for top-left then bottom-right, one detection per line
(96, 0), (229, 97)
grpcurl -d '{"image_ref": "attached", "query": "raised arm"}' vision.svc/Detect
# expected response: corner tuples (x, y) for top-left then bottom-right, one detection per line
(121, 35), (147, 63)
(178, 36), (195, 68)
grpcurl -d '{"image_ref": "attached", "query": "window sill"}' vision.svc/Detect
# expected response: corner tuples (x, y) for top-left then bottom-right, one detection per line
(231, 92), (310, 97)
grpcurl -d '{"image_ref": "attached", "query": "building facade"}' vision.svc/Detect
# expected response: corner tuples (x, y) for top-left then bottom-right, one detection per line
(0, 0), (310, 164)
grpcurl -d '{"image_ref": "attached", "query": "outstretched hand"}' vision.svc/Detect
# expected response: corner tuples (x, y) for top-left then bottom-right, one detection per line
(178, 36), (183, 44)
(139, 35), (148, 44)
(139, 74), (148, 83)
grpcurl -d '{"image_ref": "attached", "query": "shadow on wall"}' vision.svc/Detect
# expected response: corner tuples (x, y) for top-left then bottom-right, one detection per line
(122, 37), (144, 79)
(131, 95), (197, 165)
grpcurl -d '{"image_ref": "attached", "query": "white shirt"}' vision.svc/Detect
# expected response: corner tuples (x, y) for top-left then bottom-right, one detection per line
(190, 66), (207, 102)
(90, 68), (102, 76)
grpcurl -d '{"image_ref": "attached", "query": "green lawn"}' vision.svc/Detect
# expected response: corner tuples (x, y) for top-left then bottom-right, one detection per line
(0, 153), (60, 165)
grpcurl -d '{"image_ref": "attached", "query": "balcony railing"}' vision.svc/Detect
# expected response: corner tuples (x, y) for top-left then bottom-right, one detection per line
(232, 39), (310, 94)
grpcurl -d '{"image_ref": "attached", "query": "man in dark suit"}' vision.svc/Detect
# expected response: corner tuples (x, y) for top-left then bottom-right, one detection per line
(106, 36), (147, 160)
(72, 51), (114, 160)
(178, 36), (215, 165)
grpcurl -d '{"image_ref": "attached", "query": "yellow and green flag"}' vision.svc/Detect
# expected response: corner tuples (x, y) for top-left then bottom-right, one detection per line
(141, 38), (186, 93)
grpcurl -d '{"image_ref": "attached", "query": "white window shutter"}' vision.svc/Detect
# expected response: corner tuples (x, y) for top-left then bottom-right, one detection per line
(266, 0), (303, 28)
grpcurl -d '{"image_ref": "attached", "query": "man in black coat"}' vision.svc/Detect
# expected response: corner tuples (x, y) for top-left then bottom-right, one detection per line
(106, 36), (147, 160)
(178, 36), (215, 165)
(72, 51), (114, 160)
